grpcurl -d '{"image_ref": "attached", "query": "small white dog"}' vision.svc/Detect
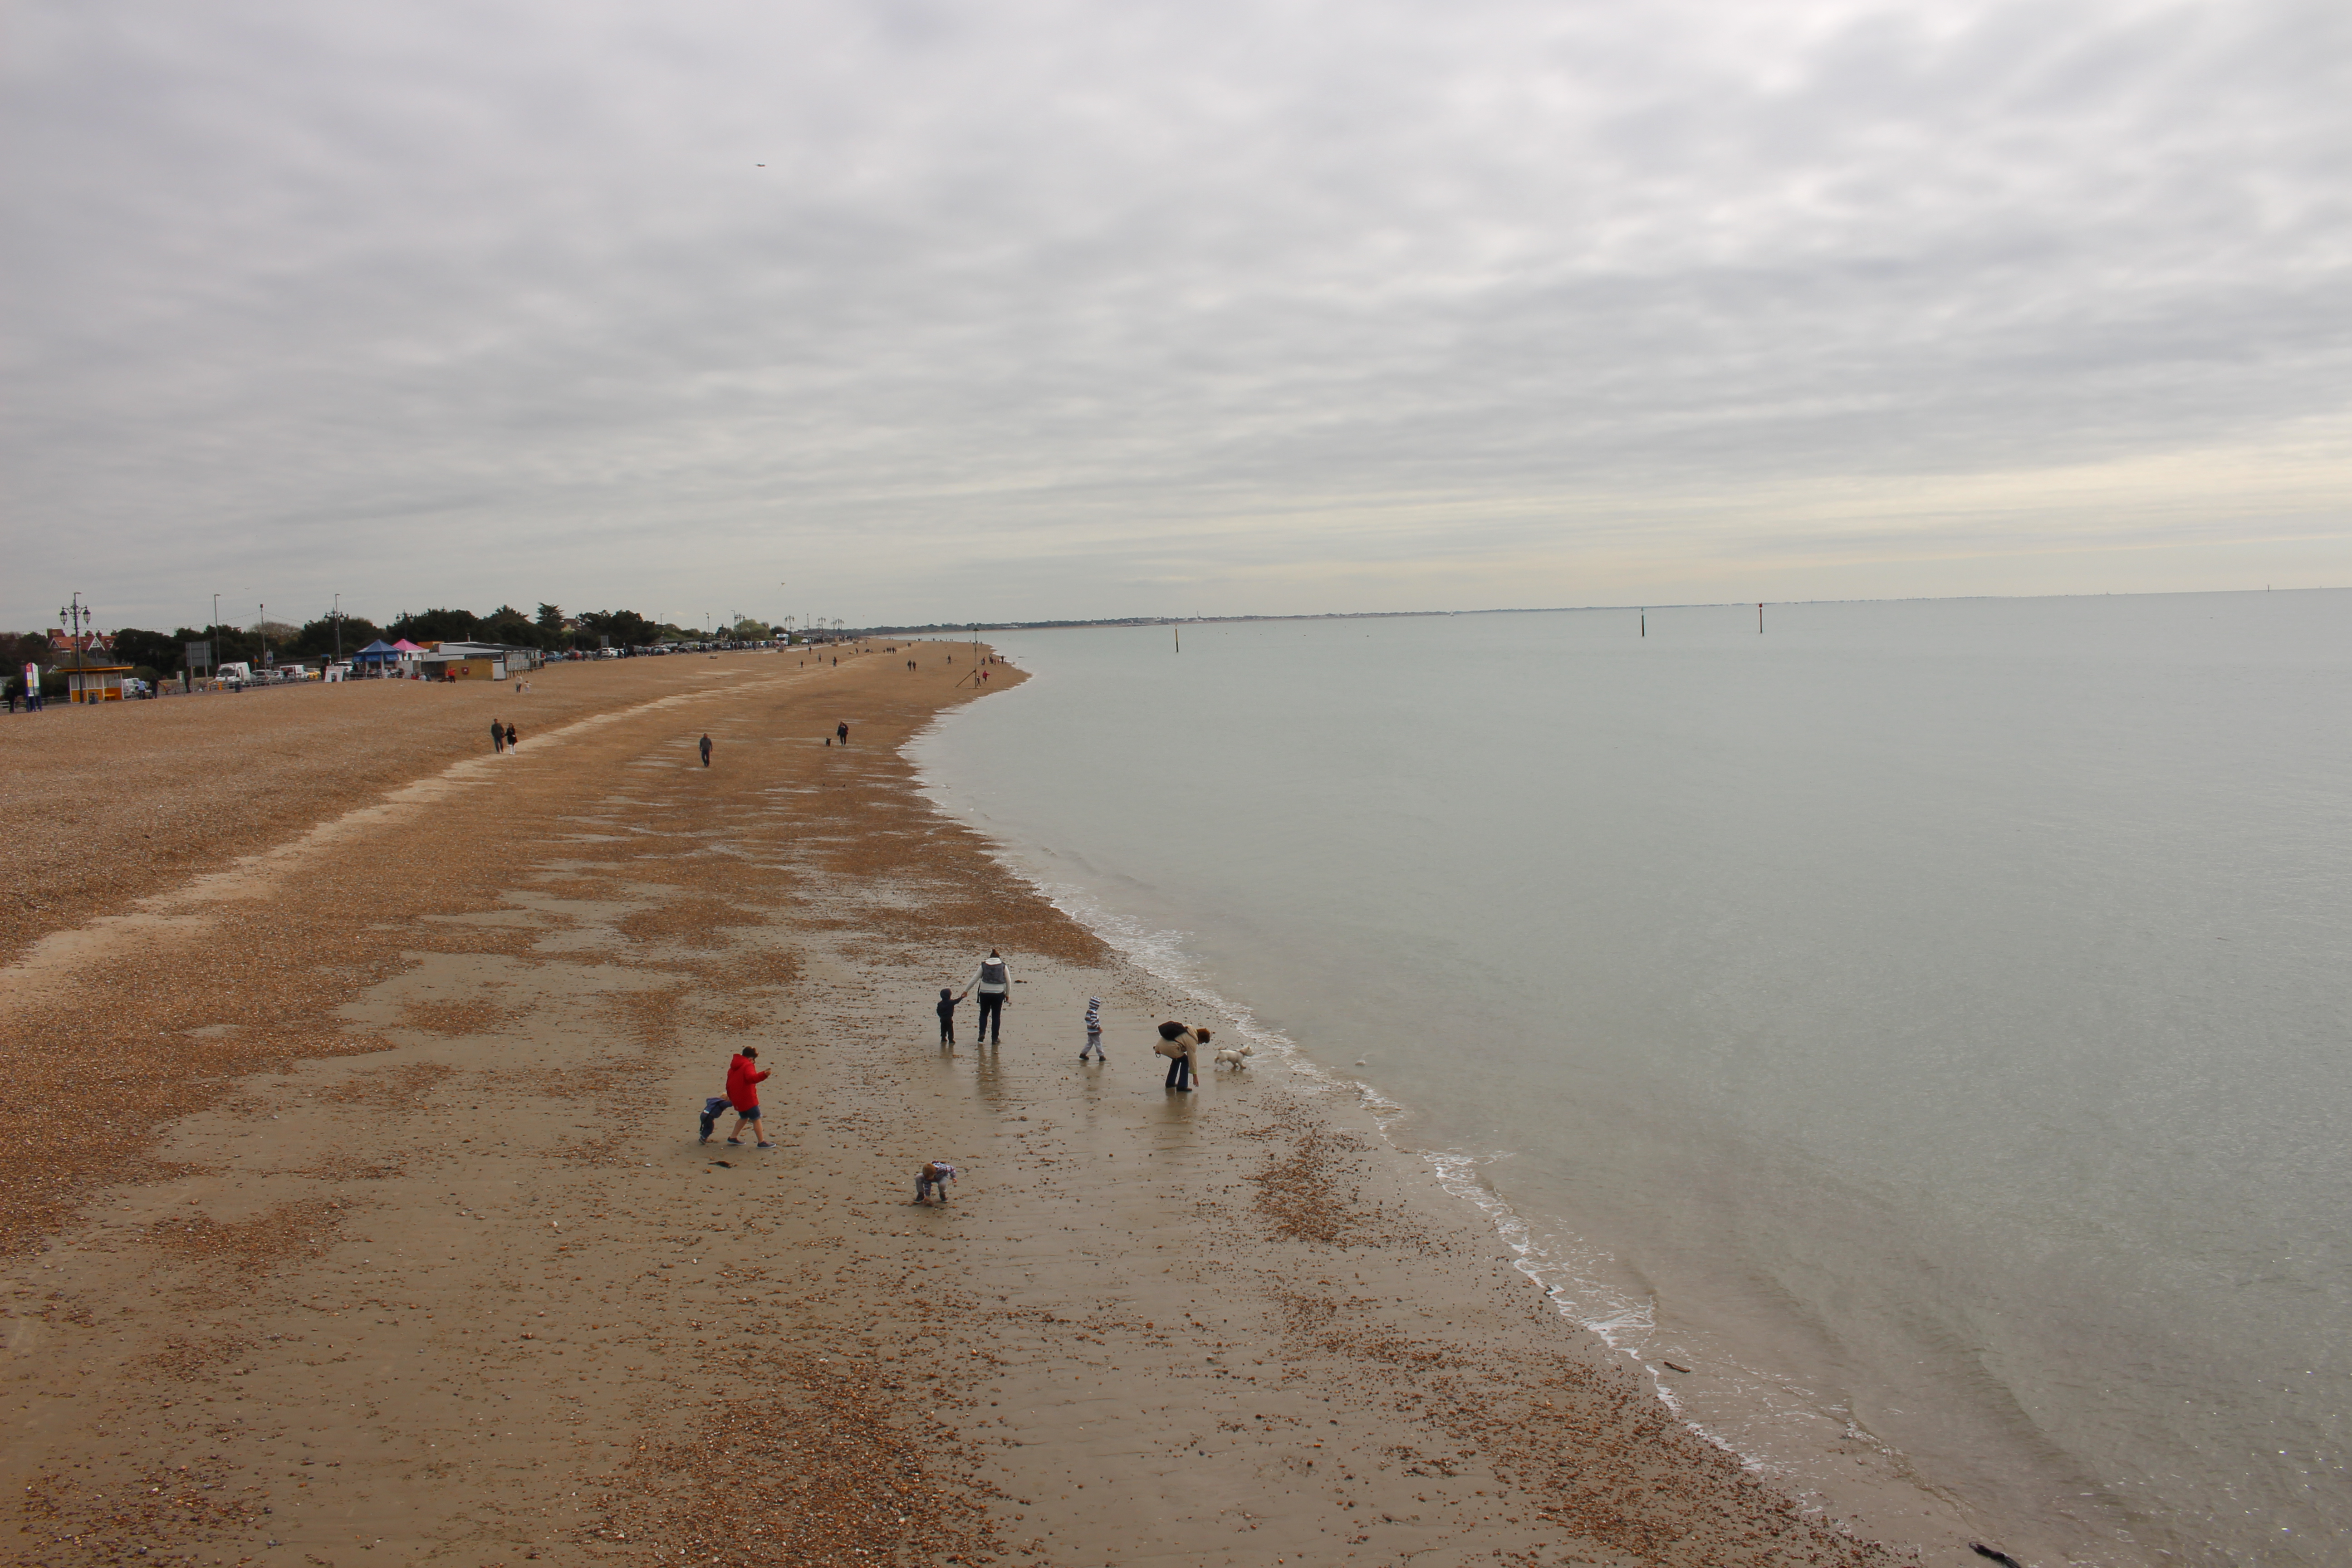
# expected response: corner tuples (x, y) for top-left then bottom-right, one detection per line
(1213, 1043), (1256, 1071)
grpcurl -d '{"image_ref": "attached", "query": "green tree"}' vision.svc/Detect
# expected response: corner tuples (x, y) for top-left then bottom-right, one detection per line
(293, 616), (382, 661)
(481, 604), (540, 648)
(385, 608), (481, 645)
(110, 627), (182, 673)
(576, 609), (659, 649)
(201, 623), (261, 667)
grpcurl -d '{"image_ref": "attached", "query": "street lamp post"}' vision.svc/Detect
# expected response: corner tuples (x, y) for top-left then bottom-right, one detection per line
(333, 593), (342, 662)
(57, 593), (93, 698)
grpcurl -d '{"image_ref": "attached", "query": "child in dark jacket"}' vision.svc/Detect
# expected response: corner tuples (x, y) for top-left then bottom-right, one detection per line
(936, 987), (966, 1047)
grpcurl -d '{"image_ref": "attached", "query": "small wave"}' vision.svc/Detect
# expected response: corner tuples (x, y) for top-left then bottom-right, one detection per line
(1422, 1151), (1657, 1349)
(911, 734), (1795, 1484)
(919, 788), (1693, 1371)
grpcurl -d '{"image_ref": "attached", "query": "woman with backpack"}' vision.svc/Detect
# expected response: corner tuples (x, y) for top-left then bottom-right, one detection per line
(1156, 1021), (1213, 1092)
(969, 950), (1012, 1045)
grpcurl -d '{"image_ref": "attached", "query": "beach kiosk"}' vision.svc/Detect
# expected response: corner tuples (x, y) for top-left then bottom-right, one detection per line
(49, 628), (132, 702)
(420, 641), (508, 680)
(64, 665), (134, 702)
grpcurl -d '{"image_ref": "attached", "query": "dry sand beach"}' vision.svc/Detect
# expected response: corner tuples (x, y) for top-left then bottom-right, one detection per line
(3, 647), (1994, 1567)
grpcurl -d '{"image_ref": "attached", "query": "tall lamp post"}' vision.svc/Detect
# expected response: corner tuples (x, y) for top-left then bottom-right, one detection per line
(57, 593), (93, 698)
(333, 593), (343, 662)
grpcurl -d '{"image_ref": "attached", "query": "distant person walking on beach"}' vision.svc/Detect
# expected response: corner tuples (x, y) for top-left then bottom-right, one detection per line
(836, 721), (849, 745)
(1080, 997), (1104, 1060)
(504, 721), (518, 751)
(490, 719), (505, 754)
(700, 734), (713, 767)
(969, 950), (1011, 1045)
(936, 987), (965, 1048)
(1156, 1021), (1210, 1091)
(722, 1046), (774, 1148)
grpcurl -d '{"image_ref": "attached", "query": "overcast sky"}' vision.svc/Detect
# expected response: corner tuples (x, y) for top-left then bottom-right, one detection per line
(4, 0), (2346, 632)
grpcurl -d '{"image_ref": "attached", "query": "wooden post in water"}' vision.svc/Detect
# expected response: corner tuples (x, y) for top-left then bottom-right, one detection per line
(1640, 609), (1646, 637)
(1174, 623), (1181, 653)
(1758, 603), (1764, 634)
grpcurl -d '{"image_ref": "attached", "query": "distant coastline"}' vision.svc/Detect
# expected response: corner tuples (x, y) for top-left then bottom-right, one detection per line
(855, 584), (2342, 639)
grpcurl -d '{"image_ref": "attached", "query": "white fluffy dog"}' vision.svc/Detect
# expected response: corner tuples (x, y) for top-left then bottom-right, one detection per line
(1213, 1043), (1256, 1071)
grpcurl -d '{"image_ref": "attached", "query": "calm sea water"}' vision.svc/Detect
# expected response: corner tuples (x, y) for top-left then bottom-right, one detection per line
(907, 593), (2351, 1565)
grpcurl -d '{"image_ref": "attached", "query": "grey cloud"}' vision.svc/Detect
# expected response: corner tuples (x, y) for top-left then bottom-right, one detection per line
(4, 0), (2347, 629)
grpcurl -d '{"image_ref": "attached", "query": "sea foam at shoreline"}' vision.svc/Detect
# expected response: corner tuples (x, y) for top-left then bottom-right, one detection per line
(911, 591), (2352, 1568)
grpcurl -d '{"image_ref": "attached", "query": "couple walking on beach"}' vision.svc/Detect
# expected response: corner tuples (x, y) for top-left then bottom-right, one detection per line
(489, 719), (517, 754)
(938, 949), (1013, 1047)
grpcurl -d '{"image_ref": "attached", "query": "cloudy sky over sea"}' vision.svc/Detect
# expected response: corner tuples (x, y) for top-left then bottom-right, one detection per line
(5, 0), (2346, 631)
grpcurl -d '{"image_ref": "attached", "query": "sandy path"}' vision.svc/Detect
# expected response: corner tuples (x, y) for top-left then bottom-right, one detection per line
(1, 645), (1980, 1567)
(0, 654), (791, 970)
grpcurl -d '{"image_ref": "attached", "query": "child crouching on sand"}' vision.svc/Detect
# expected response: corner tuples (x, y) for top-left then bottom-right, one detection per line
(914, 1160), (959, 1205)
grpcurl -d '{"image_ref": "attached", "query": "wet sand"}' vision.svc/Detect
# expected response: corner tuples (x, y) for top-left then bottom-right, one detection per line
(3, 645), (1982, 1566)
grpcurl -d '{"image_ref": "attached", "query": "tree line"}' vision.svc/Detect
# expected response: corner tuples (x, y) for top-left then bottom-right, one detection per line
(5, 604), (783, 683)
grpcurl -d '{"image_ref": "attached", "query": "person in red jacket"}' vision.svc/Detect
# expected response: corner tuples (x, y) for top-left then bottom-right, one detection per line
(722, 1047), (774, 1148)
